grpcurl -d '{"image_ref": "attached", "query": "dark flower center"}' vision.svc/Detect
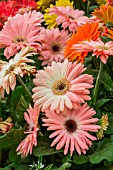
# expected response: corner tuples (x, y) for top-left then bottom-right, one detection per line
(65, 120), (77, 133)
(52, 45), (60, 52)
(52, 78), (70, 95)
(13, 36), (27, 44)
(57, 83), (66, 91)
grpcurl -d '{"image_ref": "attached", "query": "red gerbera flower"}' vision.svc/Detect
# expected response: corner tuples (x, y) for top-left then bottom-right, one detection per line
(0, 0), (37, 30)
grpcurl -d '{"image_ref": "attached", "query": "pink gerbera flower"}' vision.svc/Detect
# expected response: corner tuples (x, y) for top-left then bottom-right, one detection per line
(0, 11), (43, 59)
(38, 28), (70, 65)
(7, 10), (43, 27)
(50, 6), (90, 32)
(32, 59), (93, 113)
(16, 104), (40, 158)
(73, 40), (113, 64)
(43, 103), (100, 156)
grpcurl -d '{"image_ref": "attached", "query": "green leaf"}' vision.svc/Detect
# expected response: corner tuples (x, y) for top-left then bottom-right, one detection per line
(89, 142), (113, 164)
(10, 86), (29, 121)
(89, 5), (98, 12)
(9, 148), (20, 163)
(105, 115), (113, 134)
(33, 135), (62, 157)
(11, 163), (30, 170)
(0, 128), (24, 149)
(95, 99), (110, 108)
(73, 155), (89, 164)
(45, 164), (53, 170)
(56, 163), (71, 170)
(101, 72), (113, 93)
(0, 167), (11, 170)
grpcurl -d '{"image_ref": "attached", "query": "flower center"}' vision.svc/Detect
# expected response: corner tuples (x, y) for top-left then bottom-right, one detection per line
(52, 45), (60, 52)
(65, 120), (77, 133)
(95, 45), (109, 50)
(4, 65), (15, 76)
(13, 36), (27, 44)
(51, 42), (61, 54)
(52, 78), (70, 95)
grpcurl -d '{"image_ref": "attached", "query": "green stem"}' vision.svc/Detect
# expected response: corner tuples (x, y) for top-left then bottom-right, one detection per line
(0, 150), (2, 167)
(17, 75), (32, 100)
(0, 97), (2, 118)
(87, 0), (90, 16)
(93, 60), (103, 105)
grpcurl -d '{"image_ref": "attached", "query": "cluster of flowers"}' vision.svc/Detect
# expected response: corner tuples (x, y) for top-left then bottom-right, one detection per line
(0, 0), (111, 158)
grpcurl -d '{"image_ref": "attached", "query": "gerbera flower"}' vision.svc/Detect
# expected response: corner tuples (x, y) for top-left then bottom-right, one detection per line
(96, 0), (107, 5)
(42, 103), (100, 156)
(0, 11), (43, 59)
(107, 0), (113, 5)
(44, 0), (74, 29)
(7, 10), (44, 27)
(72, 40), (113, 64)
(38, 28), (70, 65)
(64, 22), (101, 63)
(96, 114), (109, 140)
(32, 59), (93, 113)
(37, 0), (55, 11)
(50, 6), (90, 32)
(16, 104), (40, 157)
(0, 0), (37, 30)
(0, 117), (13, 133)
(0, 1), (18, 29)
(92, 5), (113, 26)
(0, 47), (35, 96)
(107, 28), (113, 39)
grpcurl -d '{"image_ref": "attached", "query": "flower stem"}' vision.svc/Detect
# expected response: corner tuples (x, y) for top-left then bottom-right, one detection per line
(93, 60), (103, 105)
(87, 0), (90, 16)
(17, 75), (32, 100)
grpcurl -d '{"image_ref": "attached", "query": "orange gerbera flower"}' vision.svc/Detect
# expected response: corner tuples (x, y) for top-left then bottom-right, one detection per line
(107, 28), (113, 39)
(64, 22), (100, 63)
(93, 5), (113, 25)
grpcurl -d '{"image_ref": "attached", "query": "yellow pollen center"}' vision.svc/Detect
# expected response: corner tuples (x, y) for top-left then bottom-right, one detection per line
(95, 45), (109, 50)
(12, 36), (27, 44)
(52, 78), (70, 95)
(4, 65), (15, 76)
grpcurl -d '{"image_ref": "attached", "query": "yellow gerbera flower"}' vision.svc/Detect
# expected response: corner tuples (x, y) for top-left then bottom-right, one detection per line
(93, 4), (113, 26)
(96, 0), (107, 5)
(37, 0), (55, 11)
(96, 114), (109, 140)
(56, 0), (73, 7)
(44, 0), (74, 29)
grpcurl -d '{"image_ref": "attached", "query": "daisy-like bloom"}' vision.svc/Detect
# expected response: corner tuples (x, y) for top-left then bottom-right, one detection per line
(107, 0), (113, 5)
(0, 47), (35, 97)
(0, 117), (13, 133)
(0, 10), (43, 59)
(7, 10), (43, 27)
(50, 6), (90, 33)
(96, 0), (107, 5)
(38, 28), (70, 65)
(96, 114), (109, 140)
(16, 104), (40, 157)
(43, 103), (100, 156)
(32, 59), (93, 113)
(44, 0), (74, 29)
(92, 5), (113, 27)
(0, 0), (37, 30)
(0, 0), (18, 29)
(64, 22), (101, 63)
(72, 40), (113, 64)
(37, 0), (55, 11)
(107, 28), (113, 39)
